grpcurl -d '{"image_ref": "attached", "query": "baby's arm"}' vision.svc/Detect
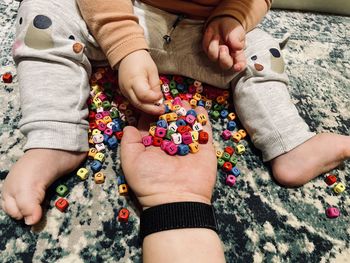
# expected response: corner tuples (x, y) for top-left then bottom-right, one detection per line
(202, 0), (272, 71)
(77, 0), (164, 115)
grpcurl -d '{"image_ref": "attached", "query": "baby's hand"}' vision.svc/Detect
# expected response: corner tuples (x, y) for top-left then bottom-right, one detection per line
(203, 16), (246, 72)
(118, 50), (164, 115)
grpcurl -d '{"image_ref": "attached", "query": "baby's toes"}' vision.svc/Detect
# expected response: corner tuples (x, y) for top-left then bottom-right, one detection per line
(1, 195), (24, 220)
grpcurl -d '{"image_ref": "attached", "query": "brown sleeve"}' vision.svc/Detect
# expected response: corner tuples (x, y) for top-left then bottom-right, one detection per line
(206, 0), (272, 32)
(77, 0), (148, 68)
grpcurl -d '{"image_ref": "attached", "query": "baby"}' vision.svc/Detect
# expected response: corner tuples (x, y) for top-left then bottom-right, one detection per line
(1, 0), (349, 226)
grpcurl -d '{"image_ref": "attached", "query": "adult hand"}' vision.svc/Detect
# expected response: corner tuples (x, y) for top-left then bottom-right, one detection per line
(120, 103), (217, 209)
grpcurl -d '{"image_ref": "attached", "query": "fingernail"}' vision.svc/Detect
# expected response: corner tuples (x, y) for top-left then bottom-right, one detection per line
(24, 216), (32, 225)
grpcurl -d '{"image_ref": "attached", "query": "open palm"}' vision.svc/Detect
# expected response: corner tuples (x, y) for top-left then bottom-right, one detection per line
(120, 105), (217, 209)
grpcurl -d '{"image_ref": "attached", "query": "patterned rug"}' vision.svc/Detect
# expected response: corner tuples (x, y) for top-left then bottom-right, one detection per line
(1, 1), (349, 262)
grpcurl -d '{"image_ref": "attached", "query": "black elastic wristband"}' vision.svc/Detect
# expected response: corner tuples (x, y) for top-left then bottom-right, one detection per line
(140, 202), (217, 241)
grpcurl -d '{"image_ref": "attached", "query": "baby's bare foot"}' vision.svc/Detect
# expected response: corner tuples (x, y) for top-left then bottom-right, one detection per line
(1, 149), (86, 225)
(271, 133), (350, 187)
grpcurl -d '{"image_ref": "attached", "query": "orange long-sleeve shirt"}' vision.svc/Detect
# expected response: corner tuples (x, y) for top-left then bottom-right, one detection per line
(77, 0), (272, 68)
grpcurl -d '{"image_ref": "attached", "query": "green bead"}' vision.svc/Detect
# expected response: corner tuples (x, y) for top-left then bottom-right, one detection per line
(171, 89), (179, 97)
(230, 156), (238, 166)
(217, 158), (225, 167)
(213, 103), (224, 111)
(56, 185), (68, 197)
(211, 110), (220, 120)
(222, 152), (231, 162)
(102, 101), (111, 110)
(90, 103), (96, 110)
(110, 110), (119, 119)
(165, 130), (175, 140)
(169, 80), (177, 89)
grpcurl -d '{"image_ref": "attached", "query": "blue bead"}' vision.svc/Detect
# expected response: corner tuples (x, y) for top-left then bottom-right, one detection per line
(231, 167), (240, 177)
(227, 121), (237, 131)
(164, 104), (170, 113)
(90, 160), (102, 172)
(107, 136), (118, 149)
(197, 100), (205, 107)
(117, 175), (126, 185)
(177, 83), (185, 92)
(176, 119), (187, 127)
(103, 134), (110, 143)
(220, 110), (229, 119)
(177, 144), (190, 156)
(112, 121), (122, 132)
(157, 119), (168, 129)
(186, 109), (197, 117)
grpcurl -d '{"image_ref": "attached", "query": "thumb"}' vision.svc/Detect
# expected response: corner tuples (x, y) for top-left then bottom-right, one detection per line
(120, 126), (145, 167)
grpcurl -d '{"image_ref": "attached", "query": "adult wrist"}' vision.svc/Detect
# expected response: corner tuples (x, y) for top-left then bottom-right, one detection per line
(140, 201), (218, 242)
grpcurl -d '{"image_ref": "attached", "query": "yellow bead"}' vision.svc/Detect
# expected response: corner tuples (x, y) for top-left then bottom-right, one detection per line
(159, 114), (168, 121)
(236, 144), (245, 154)
(164, 100), (173, 109)
(88, 136), (94, 145)
(232, 132), (242, 143)
(95, 119), (104, 125)
(94, 152), (105, 162)
(92, 129), (101, 136)
(94, 172), (105, 184)
(228, 112), (236, 121)
(167, 112), (178, 122)
(193, 93), (201, 101)
(91, 84), (102, 94)
(189, 142), (199, 153)
(118, 184), (128, 196)
(333, 183), (345, 194)
(197, 114), (207, 126)
(149, 126), (156, 136)
(238, 129), (247, 139)
(190, 131), (199, 141)
(88, 148), (98, 159)
(216, 150), (223, 158)
(102, 116), (112, 124)
(172, 105), (181, 111)
(77, 168), (89, 180)
(190, 99), (197, 108)
(93, 97), (102, 108)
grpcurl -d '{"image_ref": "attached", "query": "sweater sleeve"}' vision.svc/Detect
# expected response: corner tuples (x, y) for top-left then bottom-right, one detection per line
(77, 0), (148, 68)
(205, 0), (272, 32)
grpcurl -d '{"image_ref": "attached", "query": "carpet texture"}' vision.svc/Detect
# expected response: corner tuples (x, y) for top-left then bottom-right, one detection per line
(0, 0), (349, 262)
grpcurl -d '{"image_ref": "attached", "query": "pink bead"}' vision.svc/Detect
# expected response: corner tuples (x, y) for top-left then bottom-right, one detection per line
(97, 123), (106, 131)
(185, 115), (196, 125)
(165, 142), (178, 155)
(226, 175), (236, 186)
(98, 94), (107, 101)
(102, 111), (110, 117)
(221, 129), (232, 140)
(95, 113), (103, 120)
(160, 76), (169, 84)
(186, 93), (193, 100)
(104, 128), (113, 136)
(325, 207), (340, 218)
(155, 127), (167, 138)
(182, 132), (193, 145)
(161, 140), (171, 151)
(173, 97), (182, 106)
(142, 135), (153, 146)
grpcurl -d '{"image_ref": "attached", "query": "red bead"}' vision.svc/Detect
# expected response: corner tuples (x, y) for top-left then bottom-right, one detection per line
(88, 111), (96, 120)
(222, 162), (233, 172)
(198, 131), (209, 144)
(325, 174), (337, 185)
(153, 136), (163, 147)
(115, 131), (124, 140)
(177, 125), (191, 134)
(173, 76), (183, 83)
(2, 73), (12, 83)
(89, 122), (98, 129)
(224, 146), (234, 156)
(55, 198), (69, 212)
(118, 208), (130, 222)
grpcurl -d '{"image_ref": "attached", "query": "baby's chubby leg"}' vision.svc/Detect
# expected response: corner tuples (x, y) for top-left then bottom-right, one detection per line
(1, 0), (96, 224)
(233, 29), (350, 186)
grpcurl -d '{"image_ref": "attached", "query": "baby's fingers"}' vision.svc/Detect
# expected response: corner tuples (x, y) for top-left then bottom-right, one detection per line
(128, 90), (165, 115)
(218, 45), (234, 70)
(231, 49), (246, 72)
(133, 77), (163, 103)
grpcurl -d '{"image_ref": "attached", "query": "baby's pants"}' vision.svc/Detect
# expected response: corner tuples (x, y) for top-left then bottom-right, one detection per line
(14, 0), (315, 161)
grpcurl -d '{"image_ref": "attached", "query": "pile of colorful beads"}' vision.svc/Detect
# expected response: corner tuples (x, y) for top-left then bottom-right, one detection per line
(324, 174), (346, 219)
(142, 96), (209, 155)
